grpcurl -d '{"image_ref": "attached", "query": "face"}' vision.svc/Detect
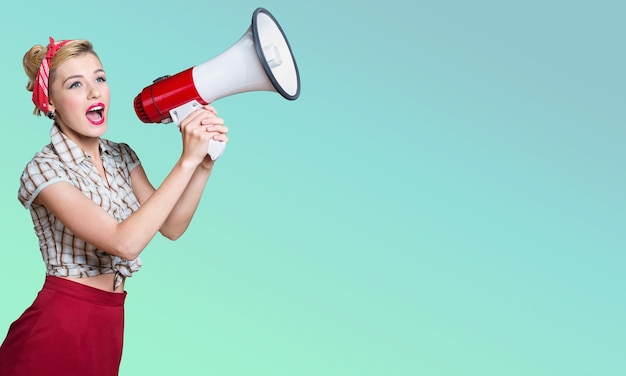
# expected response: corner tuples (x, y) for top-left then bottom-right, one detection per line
(48, 53), (110, 144)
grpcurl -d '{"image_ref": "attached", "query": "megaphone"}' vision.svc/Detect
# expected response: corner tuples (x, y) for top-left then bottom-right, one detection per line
(133, 7), (300, 160)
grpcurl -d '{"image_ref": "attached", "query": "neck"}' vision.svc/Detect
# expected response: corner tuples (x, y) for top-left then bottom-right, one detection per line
(55, 122), (102, 158)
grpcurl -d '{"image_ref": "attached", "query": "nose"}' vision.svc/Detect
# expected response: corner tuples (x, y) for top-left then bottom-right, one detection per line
(87, 82), (101, 99)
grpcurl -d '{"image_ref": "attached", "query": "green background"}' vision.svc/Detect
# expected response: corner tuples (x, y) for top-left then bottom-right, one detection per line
(1, 0), (624, 375)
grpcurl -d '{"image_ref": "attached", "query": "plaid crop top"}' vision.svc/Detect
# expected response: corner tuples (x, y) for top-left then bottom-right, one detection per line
(18, 125), (142, 289)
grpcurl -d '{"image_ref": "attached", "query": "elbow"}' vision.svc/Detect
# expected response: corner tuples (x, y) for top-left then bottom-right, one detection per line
(161, 229), (184, 241)
(116, 247), (142, 261)
(109, 239), (143, 261)
(159, 223), (188, 241)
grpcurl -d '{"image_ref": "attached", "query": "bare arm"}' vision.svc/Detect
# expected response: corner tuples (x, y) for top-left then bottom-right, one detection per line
(131, 106), (228, 240)
(35, 106), (225, 260)
(130, 160), (212, 240)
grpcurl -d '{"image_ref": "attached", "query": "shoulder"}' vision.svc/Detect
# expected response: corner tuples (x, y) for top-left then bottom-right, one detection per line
(21, 144), (68, 176)
(18, 145), (72, 208)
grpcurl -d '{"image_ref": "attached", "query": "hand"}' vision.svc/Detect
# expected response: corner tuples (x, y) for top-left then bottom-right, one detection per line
(200, 105), (229, 170)
(179, 105), (228, 168)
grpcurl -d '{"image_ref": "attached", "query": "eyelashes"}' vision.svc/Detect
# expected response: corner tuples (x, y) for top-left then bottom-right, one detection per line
(67, 76), (107, 89)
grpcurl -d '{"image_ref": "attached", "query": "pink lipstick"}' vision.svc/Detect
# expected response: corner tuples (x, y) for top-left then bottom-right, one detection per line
(86, 103), (105, 125)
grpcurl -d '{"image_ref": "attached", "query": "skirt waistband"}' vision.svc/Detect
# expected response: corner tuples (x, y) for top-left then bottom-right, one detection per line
(43, 276), (127, 307)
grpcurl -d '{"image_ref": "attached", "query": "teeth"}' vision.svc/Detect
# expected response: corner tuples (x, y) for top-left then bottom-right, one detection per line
(89, 106), (103, 112)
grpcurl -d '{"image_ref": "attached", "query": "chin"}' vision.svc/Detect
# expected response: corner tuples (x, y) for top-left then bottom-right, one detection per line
(90, 122), (108, 136)
(97, 124), (108, 134)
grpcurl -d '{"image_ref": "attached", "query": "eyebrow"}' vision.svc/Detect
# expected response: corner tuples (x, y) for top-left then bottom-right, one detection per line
(62, 69), (106, 85)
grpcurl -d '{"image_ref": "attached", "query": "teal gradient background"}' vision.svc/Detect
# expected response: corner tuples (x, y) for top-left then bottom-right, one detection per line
(1, 0), (624, 375)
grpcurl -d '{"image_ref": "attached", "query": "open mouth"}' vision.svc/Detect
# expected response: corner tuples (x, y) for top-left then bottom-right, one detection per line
(86, 104), (105, 125)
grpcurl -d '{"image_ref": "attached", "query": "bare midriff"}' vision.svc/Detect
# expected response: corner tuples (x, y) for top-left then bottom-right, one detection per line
(59, 273), (125, 293)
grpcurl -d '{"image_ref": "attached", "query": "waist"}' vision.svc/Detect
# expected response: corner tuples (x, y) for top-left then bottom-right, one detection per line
(45, 257), (141, 290)
(58, 273), (125, 293)
(43, 276), (127, 306)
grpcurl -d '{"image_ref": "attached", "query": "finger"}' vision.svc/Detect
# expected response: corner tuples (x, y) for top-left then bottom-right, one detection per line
(206, 131), (228, 142)
(182, 108), (216, 126)
(200, 116), (224, 127)
(179, 110), (203, 130)
(204, 124), (227, 134)
(213, 134), (229, 143)
(202, 104), (217, 115)
(191, 109), (214, 123)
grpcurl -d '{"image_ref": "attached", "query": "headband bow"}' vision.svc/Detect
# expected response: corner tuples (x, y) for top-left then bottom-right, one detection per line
(32, 37), (71, 115)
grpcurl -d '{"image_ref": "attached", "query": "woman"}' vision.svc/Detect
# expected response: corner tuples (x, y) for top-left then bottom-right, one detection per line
(0, 37), (228, 375)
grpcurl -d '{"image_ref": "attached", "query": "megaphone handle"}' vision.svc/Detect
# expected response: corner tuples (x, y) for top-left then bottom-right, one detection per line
(208, 139), (226, 160)
(171, 101), (226, 160)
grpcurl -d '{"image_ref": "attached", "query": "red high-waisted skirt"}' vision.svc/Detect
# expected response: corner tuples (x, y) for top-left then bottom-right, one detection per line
(0, 276), (127, 376)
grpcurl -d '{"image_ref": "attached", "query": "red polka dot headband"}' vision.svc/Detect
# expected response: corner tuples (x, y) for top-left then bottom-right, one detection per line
(32, 37), (71, 116)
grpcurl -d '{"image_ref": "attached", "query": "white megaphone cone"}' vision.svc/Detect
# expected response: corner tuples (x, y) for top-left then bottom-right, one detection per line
(134, 8), (300, 160)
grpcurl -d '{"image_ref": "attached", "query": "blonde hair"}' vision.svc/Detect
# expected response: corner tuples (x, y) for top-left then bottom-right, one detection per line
(23, 39), (98, 116)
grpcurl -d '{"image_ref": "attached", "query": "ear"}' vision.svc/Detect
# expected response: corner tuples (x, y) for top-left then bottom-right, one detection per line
(48, 100), (56, 114)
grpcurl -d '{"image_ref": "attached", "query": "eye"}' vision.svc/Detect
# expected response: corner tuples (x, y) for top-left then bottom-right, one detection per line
(69, 81), (82, 89)
(96, 76), (107, 83)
